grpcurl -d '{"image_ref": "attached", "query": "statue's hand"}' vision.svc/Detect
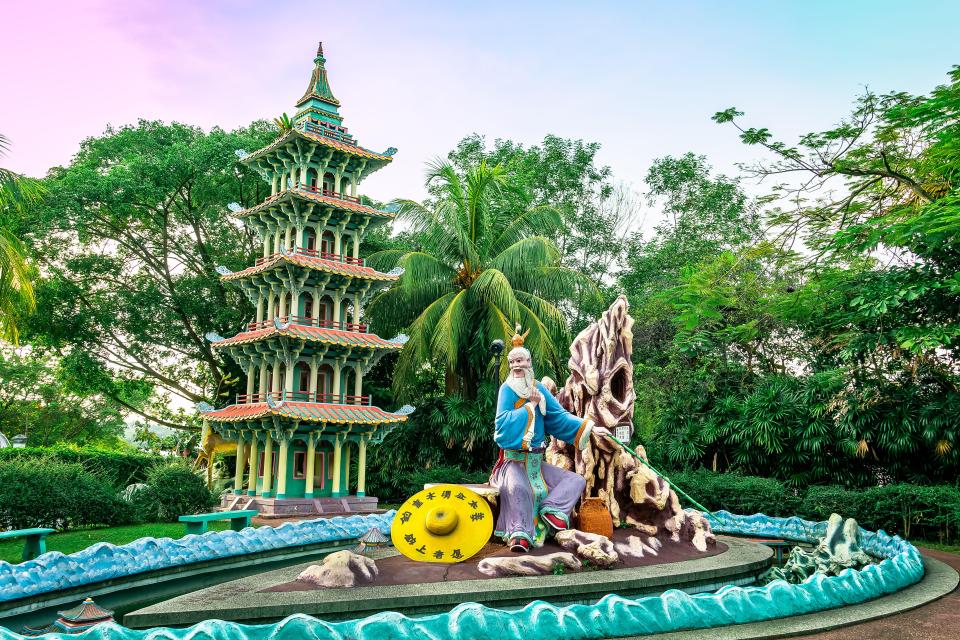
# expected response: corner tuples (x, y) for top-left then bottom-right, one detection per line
(592, 426), (612, 440)
(528, 387), (542, 406)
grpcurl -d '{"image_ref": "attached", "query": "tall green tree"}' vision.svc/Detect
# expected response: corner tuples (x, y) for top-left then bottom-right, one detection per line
(23, 120), (276, 428)
(0, 134), (40, 343)
(444, 134), (638, 329)
(367, 159), (595, 400)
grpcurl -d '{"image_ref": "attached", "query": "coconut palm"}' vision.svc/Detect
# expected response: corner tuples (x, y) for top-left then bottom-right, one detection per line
(368, 160), (596, 400)
(0, 134), (40, 342)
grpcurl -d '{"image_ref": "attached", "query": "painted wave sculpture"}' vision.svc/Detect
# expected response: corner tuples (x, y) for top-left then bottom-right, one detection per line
(0, 511), (924, 639)
(0, 512), (394, 604)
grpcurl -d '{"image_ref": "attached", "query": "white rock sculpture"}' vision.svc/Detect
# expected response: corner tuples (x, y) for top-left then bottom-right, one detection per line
(478, 552), (582, 577)
(297, 550), (378, 588)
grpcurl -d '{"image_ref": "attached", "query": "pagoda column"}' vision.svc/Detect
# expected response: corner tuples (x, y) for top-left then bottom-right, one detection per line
(246, 433), (259, 496)
(272, 361), (282, 394)
(350, 176), (358, 198)
(233, 432), (246, 493)
(276, 432), (291, 499)
(354, 364), (363, 401)
(258, 360), (269, 395)
(309, 357), (318, 399)
(357, 436), (367, 497)
(267, 288), (277, 319)
(274, 229), (282, 253)
(333, 172), (343, 195)
(256, 293), (265, 323)
(332, 292), (342, 325)
(334, 230), (343, 255)
(311, 293), (321, 319)
(261, 436), (274, 497)
(352, 234), (360, 259)
(352, 293), (361, 325)
(343, 442), (352, 496)
(304, 434), (317, 498)
(263, 232), (272, 258)
(331, 435), (343, 497)
(284, 226), (293, 251)
(284, 359), (295, 394)
(246, 367), (256, 396)
(332, 360), (342, 401)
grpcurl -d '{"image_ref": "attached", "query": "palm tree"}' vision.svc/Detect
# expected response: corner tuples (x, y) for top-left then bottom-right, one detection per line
(368, 160), (595, 400)
(0, 134), (40, 343)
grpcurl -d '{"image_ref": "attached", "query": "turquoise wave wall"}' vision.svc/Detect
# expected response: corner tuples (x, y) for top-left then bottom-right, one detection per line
(0, 511), (925, 639)
(0, 512), (394, 604)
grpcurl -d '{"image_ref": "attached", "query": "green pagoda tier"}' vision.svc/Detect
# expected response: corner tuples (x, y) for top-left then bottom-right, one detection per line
(198, 42), (412, 516)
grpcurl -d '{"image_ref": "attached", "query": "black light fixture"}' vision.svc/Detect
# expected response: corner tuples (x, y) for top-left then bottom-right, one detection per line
(490, 339), (505, 385)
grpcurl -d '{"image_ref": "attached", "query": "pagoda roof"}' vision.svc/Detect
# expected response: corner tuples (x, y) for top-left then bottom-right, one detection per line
(200, 401), (411, 425)
(219, 251), (401, 283)
(234, 188), (395, 221)
(57, 598), (114, 623)
(240, 127), (394, 165)
(210, 323), (406, 351)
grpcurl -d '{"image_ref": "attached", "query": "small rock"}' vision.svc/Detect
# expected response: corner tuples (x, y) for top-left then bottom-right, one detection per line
(555, 529), (619, 567)
(614, 534), (661, 560)
(478, 552), (581, 577)
(297, 551), (378, 588)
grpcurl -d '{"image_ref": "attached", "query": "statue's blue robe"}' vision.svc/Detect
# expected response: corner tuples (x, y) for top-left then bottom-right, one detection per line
(494, 381), (588, 451)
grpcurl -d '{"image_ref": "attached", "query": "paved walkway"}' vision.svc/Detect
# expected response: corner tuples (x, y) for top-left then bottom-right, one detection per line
(791, 547), (960, 640)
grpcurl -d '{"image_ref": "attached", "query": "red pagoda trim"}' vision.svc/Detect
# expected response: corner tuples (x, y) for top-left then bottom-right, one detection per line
(212, 325), (404, 350)
(222, 251), (399, 282)
(241, 128), (393, 164)
(234, 188), (395, 220)
(202, 401), (409, 425)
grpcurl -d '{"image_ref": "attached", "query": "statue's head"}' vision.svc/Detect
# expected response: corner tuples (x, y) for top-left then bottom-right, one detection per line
(507, 346), (532, 377)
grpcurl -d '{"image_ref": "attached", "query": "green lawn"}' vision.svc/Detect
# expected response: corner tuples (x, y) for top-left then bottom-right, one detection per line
(0, 522), (234, 565)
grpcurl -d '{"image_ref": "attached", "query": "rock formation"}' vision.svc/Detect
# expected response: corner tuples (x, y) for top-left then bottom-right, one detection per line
(297, 550), (378, 588)
(762, 514), (873, 584)
(554, 530), (619, 567)
(478, 552), (582, 577)
(545, 295), (715, 549)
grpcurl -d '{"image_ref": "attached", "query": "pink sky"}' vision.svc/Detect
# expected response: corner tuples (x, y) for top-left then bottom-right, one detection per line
(3, 0), (959, 208)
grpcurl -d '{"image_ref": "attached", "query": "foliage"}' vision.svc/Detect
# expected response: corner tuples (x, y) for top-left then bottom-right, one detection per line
(0, 348), (127, 447)
(22, 120), (277, 428)
(0, 133), (40, 343)
(675, 471), (960, 543)
(0, 444), (161, 488)
(444, 134), (638, 329)
(0, 459), (133, 530)
(368, 159), (595, 399)
(131, 462), (216, 522)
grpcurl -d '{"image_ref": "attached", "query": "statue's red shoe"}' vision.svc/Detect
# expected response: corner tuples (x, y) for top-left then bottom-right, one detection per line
(542, 513), (568, 531)
(509, 537), (530, 553)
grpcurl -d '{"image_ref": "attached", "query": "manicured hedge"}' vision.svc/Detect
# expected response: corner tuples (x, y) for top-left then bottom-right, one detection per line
(0, 445), (161, 489)
(671, 470), (960, 544)
(131, 463), (217, 522)
(0, 459), (134, 530)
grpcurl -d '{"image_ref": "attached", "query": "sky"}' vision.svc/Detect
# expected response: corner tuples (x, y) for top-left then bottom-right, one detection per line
(3, 0), (960, 223)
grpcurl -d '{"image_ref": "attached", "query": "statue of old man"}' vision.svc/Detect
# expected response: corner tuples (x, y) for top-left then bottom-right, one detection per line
(489, 327), (610, 552)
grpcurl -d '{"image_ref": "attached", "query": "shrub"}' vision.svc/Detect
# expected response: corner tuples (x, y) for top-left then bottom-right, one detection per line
(798, 486), (864, 522)
(0, 445), (160, 489)
(132, 463), (216, 522)
(0, 459), (133, 530)
(671, 470), (800, 517)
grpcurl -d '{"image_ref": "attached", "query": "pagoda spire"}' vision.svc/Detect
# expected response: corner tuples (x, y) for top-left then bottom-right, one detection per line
(297, 41), (339, 108)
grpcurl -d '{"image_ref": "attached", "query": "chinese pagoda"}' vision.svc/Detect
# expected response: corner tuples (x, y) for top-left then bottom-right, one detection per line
(199, 42), (412, 516)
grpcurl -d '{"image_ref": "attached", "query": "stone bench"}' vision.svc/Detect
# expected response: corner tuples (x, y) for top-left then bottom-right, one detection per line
(0, 527), (55, 561)
(178, 510), (259, 535)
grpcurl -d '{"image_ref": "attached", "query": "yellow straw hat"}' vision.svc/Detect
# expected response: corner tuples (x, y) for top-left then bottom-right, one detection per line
(390, 484), (493, 563)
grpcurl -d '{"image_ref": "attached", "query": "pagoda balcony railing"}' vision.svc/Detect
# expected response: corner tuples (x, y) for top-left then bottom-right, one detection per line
(301, 121), (357, 146)
(255, 247), (365, 267)
(294, 182), (362, 204)
(246, 316), (369, 333)
(236, 391), (372, 406)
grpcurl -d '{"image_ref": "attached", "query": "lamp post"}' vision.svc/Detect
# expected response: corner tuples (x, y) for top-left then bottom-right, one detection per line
(489, 339), (505, 385)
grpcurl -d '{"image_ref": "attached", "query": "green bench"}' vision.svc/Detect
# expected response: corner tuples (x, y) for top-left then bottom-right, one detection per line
(178, 510), (258, 535)
(0, 528), (55, 561)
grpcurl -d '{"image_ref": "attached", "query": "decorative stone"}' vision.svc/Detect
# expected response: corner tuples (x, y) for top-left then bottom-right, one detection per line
(554, 529), (619, 567)
(478, 552), (581, 577)
(762, 513), (872, 584)
(297, 551), (378, 588)
(614, 534), (662, 561)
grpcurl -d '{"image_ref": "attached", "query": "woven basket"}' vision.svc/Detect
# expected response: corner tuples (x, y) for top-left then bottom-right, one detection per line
(576, 497), (613, 538)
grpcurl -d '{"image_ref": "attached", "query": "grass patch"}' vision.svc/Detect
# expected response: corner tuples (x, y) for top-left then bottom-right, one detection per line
(0, 521), (235, 565)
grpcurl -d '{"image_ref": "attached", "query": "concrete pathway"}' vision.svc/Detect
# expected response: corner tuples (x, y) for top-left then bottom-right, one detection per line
(790, 547), (960, 640)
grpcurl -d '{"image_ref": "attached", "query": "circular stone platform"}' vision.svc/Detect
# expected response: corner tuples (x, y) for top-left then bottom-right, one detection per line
(123, 536), (770, 628)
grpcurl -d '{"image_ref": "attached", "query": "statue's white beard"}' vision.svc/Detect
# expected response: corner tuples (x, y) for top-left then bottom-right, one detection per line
(505, 370), (547, 415)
